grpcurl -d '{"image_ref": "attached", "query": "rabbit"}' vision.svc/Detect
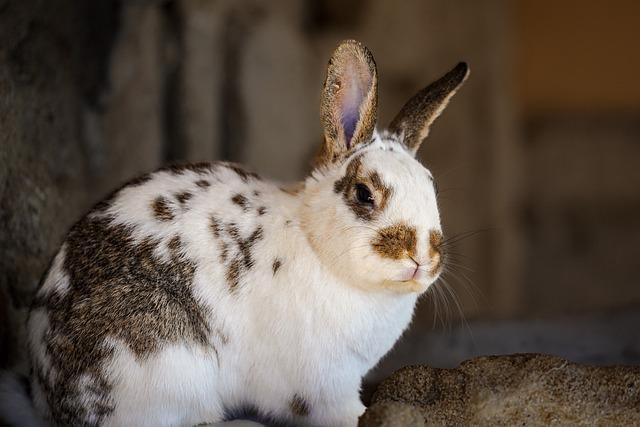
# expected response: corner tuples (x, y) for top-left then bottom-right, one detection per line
(7, 39), (468, 427)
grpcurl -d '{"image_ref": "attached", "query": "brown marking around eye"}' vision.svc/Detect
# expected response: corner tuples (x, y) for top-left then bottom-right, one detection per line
(372, 223), (417, 260)
(333, 154), (393, 221)
(152, 196), (174, 221)
(368, 170), (393, 211)
(290, 394), (310, 417)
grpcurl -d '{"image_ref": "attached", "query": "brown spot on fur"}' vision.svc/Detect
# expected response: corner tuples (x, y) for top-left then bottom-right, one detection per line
(30, 215), (211, 425)
(334, 154), (393, 221)
(272, 259), (282, 275)
(231, 194), (250, 212)
(196, 179), (210, 188)
(210, 216), (222, 238)
(168, 235), (182, 253)
(257, 206), (267, 216)
(290, 394), (310, 417)
(372, 223), (417, 260)
(175, 191), (193, 205)
(160, 162), (215, 175)
(226, 258), (242, 292)
(152, 196), (174, 221)
(217, 223), (264, 292)
(222, 162), (261, 182)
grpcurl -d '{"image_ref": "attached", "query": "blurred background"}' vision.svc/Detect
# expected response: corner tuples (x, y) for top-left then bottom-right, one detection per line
(1, 0), (639, 390)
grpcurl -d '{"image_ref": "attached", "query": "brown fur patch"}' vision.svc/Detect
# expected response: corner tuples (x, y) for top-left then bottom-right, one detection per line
(231, 194), (250, 212)
(152, 196), (174, 221)
(290, 394), (310, 417)
(210, 216), (222, 238)
(222, 162), (261, 182)
(272, 259), (282, 275)
(210, 219), (264, 292)
(333, 155), (393, 221)
(175, 191), (193, 205)
(372, 223), (417, 260)
(159, 162), (215, 175)
(31, 216), (212, 425)
(257, 206), (267, 216)
(195, 179), (210, 188)
(429, 229), (443, 274)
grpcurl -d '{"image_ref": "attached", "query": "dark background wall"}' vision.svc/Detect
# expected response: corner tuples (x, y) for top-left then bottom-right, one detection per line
(1, 0), (639, 377)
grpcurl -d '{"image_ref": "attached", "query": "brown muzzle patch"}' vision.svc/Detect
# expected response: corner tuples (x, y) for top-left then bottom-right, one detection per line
(429, 229), (443, 274)
(372, 223), (417, 260)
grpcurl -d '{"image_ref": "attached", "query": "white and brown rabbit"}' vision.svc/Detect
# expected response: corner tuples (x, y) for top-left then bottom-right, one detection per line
(4, 40), (468, 426)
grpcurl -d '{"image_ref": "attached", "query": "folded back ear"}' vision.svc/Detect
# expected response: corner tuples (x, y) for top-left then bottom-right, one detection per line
(317, 40), (378, 167)
(389, 62), (469, 155)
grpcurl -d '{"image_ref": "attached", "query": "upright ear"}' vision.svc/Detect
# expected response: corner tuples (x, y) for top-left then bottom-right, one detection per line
(317, 40), (378, 167)
(389, 62), (469, 155)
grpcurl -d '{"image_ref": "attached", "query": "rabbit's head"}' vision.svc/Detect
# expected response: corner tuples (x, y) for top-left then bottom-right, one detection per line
(302, 40), (468, 294)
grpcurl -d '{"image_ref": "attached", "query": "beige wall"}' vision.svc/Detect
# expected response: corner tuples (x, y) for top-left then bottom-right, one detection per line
(515, 0), (640, 113)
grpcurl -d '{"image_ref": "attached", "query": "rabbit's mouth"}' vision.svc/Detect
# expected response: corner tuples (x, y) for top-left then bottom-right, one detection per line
(381, 278), (430, 294)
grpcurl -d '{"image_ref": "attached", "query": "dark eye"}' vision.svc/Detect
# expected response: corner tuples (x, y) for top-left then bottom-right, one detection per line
(355, 183), (374, 206)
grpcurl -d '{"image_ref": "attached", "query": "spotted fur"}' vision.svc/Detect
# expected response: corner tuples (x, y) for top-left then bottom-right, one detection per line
(21, 40), (467, 427)
(152, 196), (174, 221)
(272, 259), (282, 275)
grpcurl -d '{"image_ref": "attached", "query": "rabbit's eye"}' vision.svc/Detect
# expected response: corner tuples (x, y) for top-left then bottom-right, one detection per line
(355, 183), (374, 206)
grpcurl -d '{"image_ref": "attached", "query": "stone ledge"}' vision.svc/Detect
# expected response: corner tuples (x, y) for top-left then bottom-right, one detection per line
(361, 354), (640, 426)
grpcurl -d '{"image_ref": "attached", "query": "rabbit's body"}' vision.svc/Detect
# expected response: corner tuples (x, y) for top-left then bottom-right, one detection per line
(28, 161), (417, 427)
(18, 40), (469, 426)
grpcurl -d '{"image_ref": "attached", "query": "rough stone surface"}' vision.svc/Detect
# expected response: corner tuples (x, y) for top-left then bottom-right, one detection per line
(362, 354), (640, 426)
(358, 401), (425, 427)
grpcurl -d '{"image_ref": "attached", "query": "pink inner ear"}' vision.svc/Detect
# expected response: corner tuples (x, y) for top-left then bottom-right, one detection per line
(339, 63), (371, 148)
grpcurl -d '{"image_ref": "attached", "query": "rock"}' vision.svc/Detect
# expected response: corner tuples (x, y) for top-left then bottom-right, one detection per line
(358, 401), (425, 427)
(362, 354), (640, 426)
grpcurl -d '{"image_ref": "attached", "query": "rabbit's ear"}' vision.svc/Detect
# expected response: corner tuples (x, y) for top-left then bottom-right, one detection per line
(389, 62), (469, 155)
(318, 40), (378, 166)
